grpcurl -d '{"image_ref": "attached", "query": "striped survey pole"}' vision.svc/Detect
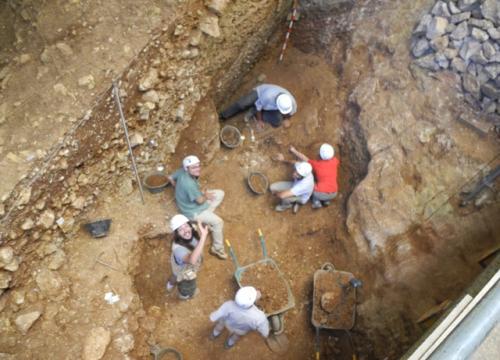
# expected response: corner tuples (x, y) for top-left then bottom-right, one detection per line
(278, 0), (299, 63)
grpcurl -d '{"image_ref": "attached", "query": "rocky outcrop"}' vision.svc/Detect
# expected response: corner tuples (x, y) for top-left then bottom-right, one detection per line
(411, 0), (500, 130)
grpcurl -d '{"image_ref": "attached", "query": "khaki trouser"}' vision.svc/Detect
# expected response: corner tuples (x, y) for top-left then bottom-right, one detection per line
(194, 189), (224, 251)
(270, 181), (301, 207)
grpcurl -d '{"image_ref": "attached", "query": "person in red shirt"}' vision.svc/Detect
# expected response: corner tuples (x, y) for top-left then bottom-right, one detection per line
(289, 143), (339, 209)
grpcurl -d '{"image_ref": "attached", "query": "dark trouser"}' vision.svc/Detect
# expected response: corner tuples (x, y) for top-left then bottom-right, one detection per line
(220, 90), (258, 119)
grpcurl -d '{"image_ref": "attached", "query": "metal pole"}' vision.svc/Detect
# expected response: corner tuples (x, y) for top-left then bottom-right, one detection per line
(112, 81), (145, 204)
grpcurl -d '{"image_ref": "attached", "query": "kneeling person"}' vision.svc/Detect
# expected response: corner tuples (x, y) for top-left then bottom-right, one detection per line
(270, 161), (314, 212)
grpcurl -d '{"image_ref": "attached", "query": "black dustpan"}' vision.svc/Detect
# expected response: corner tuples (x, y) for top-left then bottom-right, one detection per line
(83, 219), (112, 238)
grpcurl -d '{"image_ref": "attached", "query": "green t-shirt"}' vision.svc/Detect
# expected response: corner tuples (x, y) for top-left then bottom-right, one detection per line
(172, 168), (209, 219)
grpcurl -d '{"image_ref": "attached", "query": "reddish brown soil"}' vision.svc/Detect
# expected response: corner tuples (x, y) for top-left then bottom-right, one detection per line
(239, 261), (290, 314)
(248, 173), (268, 194)
(145, 174), (169, 188)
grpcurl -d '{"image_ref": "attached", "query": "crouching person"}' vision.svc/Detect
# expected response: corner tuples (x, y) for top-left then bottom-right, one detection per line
(167, 214), (208, 300)
(209, 286), (270, 349)
(270, 161), (314, 213)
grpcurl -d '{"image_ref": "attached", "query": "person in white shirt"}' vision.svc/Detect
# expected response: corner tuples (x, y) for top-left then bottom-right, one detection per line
(209, 286), (270, 349)
(270, 161), (314, 213)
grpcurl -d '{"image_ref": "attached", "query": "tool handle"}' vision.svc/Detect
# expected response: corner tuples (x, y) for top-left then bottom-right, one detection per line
(225, 239), (240, 269)
(257, 228), (268, 258)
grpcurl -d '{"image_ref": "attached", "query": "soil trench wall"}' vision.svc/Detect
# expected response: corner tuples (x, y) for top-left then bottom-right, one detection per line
(0, 0), (290, 338)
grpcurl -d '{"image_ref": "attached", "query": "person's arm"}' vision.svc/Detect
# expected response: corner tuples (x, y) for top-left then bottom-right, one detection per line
(256, 316), (270, 338)
(168, 176), (176, 187)
(185, 221), (208, 265)
(272, 153), (295, 165)
(289, 146), (309, 162)
(209, 301), (230, 322)
(195, 194), (207, 204)
(169, 169), (182, 187)
(255, 111), (265, 129)
(275, 189), (295, 199)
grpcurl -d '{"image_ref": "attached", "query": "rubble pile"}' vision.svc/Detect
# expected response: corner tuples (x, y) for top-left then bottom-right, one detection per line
(411, 0), (500, 123)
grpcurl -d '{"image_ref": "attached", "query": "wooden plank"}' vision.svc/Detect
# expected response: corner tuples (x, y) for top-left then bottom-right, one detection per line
(417, 300), (452, 324)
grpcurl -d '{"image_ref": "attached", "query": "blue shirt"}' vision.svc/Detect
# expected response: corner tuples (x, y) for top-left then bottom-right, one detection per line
(171, 168), (209, 219)
(254, 84), (297, 114)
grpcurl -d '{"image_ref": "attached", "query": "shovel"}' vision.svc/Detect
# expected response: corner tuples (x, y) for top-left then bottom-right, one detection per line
(265, 333), (290, 353)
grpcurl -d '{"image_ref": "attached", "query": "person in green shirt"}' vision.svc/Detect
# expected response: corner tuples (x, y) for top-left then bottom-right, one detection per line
(169, 155), (228, 260)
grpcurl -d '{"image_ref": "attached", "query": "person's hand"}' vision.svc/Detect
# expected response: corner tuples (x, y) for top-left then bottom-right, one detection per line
(204, 190), (215, 201)
(256, 119), (265, 130)
(289, 146), (296, 154)
(197, 220), (209, 239)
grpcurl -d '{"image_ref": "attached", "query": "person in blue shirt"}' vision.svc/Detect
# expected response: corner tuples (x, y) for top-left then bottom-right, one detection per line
(168, 155), (228, 260)
(220, 83), (297, 128)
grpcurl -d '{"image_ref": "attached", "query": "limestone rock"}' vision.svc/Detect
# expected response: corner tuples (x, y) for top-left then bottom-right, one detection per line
(482, 41), (496, 59)
(0, 271), (12, 289)
(71, 196), (86, 210)
(450, 12), (471, 24)
(48, 250), (66, 270)
(412, 38), (430, 57)
(459, 39), (482, 61)
(205, 0), (230, 16)
(142, 90), (159, 104)
(35, 269), (63, 296)
(414, 14), (432, 35)
(471, 27), (489, 42)
(3, 257), (19, 272)
(18, 187), (31, 206)
(15, 310), (42, 334)
(189, 29), (203, 46)
(119, 178), (134, 196)
(481, 82), (500, 99)
(481, 0), (500, 24)
(56, 216), (75, 234)
(200, 14), (221, 38)
(0, 204), (4, 217)
(426, 17), (449, 39)
(21, 218), (35, 231)
(38, 210), (55, 229)
(0, 103), (7, 125)
(19, 54), (31, 64)
(463, 73), (481, 98)
(56, 42), (73, 57)
(450, 21), (469, 40)
(0, 247), (14, 268)
(138, 69), (159, 92)
(130, 133), (144, 148)
(113, 333), (135, 354)
(487, 27), (500, 40)
(430, 36), (449, 52)
(451, 57), (467, 72)
(469, 18), (495, 30)
(449, 1), (461, 15)
(11, 290), (25, 305)
(414, 54), (439, 71)
(78, 75), (95, 90)
(83, 327), (111, 360)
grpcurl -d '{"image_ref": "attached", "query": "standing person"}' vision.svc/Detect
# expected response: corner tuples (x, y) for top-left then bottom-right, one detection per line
(209, 286), (270, 349)
(167, 215), (208, 300)
(270, 161), (314, 213)
(168, 155), (228, 260)
(219, 83), (297, 128)
(289, 143), (339, 208)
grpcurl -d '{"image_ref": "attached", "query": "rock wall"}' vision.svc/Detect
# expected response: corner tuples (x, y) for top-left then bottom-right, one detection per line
(411, 0), (500, 133)
(0, 0), (291, 355)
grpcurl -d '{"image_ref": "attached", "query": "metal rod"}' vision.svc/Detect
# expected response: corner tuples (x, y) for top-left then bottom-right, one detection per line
(278, 0), (299, 63)
(112, 81), (145, 204)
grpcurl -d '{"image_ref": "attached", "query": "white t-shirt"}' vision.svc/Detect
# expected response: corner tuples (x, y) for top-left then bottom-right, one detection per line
(290, 173), (314, 204)
(210, 300), (270, 337)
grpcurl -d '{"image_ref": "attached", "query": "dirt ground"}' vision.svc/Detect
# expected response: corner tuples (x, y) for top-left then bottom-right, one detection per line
(1, 1), (499, 359)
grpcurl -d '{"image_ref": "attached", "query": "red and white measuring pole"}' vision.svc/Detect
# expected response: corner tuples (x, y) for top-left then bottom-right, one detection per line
(278, 0), (299, 63)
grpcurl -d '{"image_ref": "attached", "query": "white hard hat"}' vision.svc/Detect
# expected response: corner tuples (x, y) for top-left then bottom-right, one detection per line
(235, 286), (257, 308)
(295, 162), (312, 177)
(319, 143), (334, 160)
(170, 214), (189, 232)
(182, 155), (200, 171)
(276, 93), (293, 115)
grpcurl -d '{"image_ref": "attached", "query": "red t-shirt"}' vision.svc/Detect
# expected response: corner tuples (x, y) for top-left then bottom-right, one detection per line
(308, 157), (339, 193)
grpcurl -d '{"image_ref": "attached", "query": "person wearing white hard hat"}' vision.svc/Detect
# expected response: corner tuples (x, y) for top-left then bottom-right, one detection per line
(209, 286), (269, 349)
(219, 83), (297, 129)
(269, 160), (315, 213)
(168, 155), (228, 260)
(289, 143), (339, 208)
(166, 215), (209, 299)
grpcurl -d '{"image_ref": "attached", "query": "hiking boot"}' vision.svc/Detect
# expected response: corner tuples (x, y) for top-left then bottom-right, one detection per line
(275, 204), (292, 212)
(224, 337), (237, 350)
(178, 288), (200, 300)
(292, 203), (300, 214)
(312, 201), (322, 209)
(322, 200), (331, 207)
(210, 247), (228, 260)
(209, 330), (222, 341)
(166, 281), (175, 292)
